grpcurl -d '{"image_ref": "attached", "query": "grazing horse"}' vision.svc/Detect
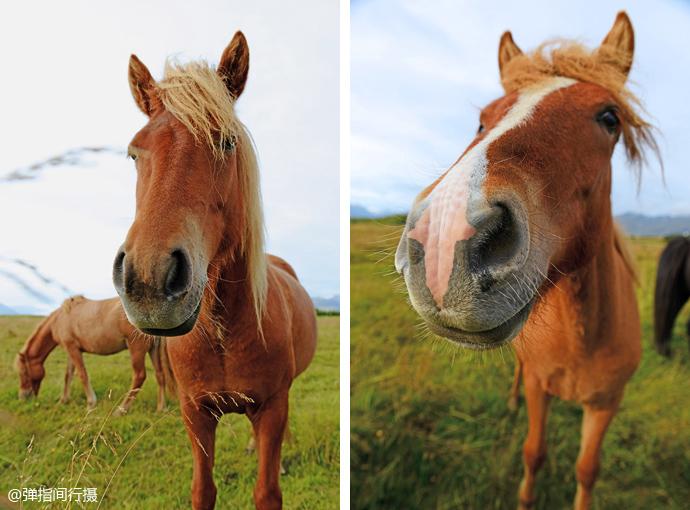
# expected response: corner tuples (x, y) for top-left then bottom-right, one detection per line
(395, 12), (655, 509)
(654, 236), (690, 356)
(113, 31), (317, 510)
(15, 296), (166, 414)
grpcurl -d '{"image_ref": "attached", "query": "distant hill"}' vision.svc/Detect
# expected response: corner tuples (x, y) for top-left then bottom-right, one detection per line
(0, 303), (15, 315)
(616, 213), (690, 237)
(352, 204), (690, 237)
(312, 295), (339, 311)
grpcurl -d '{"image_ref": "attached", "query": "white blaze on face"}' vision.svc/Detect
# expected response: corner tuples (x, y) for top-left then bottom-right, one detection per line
(408, 77), (576, 308)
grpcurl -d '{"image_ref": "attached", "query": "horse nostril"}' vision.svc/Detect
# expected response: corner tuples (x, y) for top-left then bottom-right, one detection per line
(113, 250), (126, 292)
(165, 249), (193, 298)
(468, 203), (523, 278)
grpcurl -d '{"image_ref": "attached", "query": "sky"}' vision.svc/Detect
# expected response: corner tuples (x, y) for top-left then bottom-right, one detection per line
(352, 0), (690, 216)
(0, 1), (339, 313)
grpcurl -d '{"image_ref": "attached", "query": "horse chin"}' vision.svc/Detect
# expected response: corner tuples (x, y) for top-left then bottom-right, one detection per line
(424, 298), (534, 350)
(139, 300), (202, 337)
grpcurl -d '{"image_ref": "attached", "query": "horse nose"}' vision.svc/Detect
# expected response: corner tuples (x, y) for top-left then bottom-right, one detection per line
(112, 247), (193, 299)
(467, 202), (527, 282)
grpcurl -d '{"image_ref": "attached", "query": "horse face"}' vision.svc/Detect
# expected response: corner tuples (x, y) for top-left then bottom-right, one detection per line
(396, 17), (634, 349)
(113, 33), (249, 336)
(16, 354), (43, 398)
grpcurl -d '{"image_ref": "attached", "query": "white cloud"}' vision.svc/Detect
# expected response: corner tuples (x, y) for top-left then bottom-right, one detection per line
(352, 0), (690, 216)
(0, 0), (338, 311)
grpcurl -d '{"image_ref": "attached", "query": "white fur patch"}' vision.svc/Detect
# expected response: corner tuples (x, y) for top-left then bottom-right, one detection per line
(408, 77), (576, 307)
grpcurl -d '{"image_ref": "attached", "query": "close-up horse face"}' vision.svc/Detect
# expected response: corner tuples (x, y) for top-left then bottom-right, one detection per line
(113, 33), (250, 336)
(396, 17), (635, 349)
(15, 353), (43, 398)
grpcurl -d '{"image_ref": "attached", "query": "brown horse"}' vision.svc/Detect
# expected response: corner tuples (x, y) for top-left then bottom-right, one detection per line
(113, 31), (317, 509)
(395, 12), (655, 510)
(15, 296), (166, 414)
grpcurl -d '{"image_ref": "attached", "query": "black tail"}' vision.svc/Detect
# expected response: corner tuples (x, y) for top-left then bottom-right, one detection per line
(654, 237), (690, 356)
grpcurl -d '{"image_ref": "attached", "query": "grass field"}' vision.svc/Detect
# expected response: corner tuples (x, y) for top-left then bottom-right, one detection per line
(351, 218), (690, 510)
(0, 315), (339, 509)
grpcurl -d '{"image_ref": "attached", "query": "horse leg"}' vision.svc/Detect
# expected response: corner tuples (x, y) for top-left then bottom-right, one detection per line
(250, 391), (288, 510)
(148, 342), (166, 412)
(517, 371), (550, 509)
(573, 403), (619, 510)
(508, 359), (522, 411)
(115, 343), (147, 416)
(65, 346), (97, 409)
(183, 403), (218, 510)
(247, 430), (288, 475)
(60, 358), (75, 404)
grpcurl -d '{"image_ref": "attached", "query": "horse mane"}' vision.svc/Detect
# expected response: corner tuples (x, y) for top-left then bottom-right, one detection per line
(500, 40), (659, 175)
(156, 60), (267, 326)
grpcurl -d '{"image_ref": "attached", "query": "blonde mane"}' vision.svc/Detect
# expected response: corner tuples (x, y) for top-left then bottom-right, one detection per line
(155, 60), (267, 326)
(500, 41), (659, 172)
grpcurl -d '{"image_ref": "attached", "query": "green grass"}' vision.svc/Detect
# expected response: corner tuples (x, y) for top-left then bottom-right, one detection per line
(351, 219), (690, 510)
(0, 316), (339, 509)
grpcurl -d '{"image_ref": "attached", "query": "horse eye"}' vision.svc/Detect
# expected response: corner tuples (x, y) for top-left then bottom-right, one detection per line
(597, 109), (620, 134)
(128, 153), (137, 161)
(477, 124), (485, 134)
(222, 135), (237, 153)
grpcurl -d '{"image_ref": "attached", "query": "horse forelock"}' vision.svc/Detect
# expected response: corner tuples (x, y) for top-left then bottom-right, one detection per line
(500, 40), (659, 176)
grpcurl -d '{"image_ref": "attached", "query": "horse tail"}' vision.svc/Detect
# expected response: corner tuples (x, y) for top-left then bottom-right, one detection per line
(613, 222), (639, 285)
(654, 237), (690, 356)
(155, 337), (178, 399)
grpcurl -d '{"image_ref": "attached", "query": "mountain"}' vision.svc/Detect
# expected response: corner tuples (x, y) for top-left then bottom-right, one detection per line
(0, 303), (16, 315)
(351, 204), (379, 219)
(616, 213), (690, 237)
(312, 295), (339, 311)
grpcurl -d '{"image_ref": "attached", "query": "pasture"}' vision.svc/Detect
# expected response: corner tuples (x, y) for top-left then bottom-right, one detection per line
(0, 315), (339, 509)
(351, 218), (690, 510)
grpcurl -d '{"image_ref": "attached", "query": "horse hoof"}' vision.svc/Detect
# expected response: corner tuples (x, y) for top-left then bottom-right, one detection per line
(280, 463), (287, 475)
(508, 395), (519, 411)
(113, 407), (127, 417)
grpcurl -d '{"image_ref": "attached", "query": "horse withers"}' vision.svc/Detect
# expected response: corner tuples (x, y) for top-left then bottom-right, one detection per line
(113, 31), (317, 510)
(395, 12), (654, 510)
(15, 296), (166, 414)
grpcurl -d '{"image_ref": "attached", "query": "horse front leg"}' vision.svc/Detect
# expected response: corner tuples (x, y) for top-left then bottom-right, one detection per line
(574, 402), (619, 510)
(508, 359), (522, 411)
(60, 358), (75, 404)
(518, 370), (550, 509)
(183, 402), (219, 510)
(250, 391), (288, 510)
(64, 345), (97, 409)
(148, 340), (167, 412)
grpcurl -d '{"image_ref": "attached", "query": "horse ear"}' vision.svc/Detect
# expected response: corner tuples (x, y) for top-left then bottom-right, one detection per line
(599, 11), (635, 77)
(129, 54), (157, 116)
(498, 31), (523, 78)
(218, 31), (250, 99)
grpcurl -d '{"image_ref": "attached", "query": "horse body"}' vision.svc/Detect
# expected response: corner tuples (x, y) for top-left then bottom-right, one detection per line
(16, 296), (166, 413)
(395, 12), (653, 509)
(115, 32), (317, 509)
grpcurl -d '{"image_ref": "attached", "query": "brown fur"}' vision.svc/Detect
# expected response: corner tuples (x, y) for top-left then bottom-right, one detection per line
(16, 297), (166, 413)
(120, 31), (317, 510)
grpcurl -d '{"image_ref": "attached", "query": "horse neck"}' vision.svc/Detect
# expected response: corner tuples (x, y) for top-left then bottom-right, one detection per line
(201, 249), (260, 338)
(23, 313), (59, 365)
(561, 218), (628, 347)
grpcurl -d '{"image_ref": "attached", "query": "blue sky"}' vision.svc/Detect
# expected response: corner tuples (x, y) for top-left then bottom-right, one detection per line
(0, 1), (338, 312)
(352, 0), (690, 216)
